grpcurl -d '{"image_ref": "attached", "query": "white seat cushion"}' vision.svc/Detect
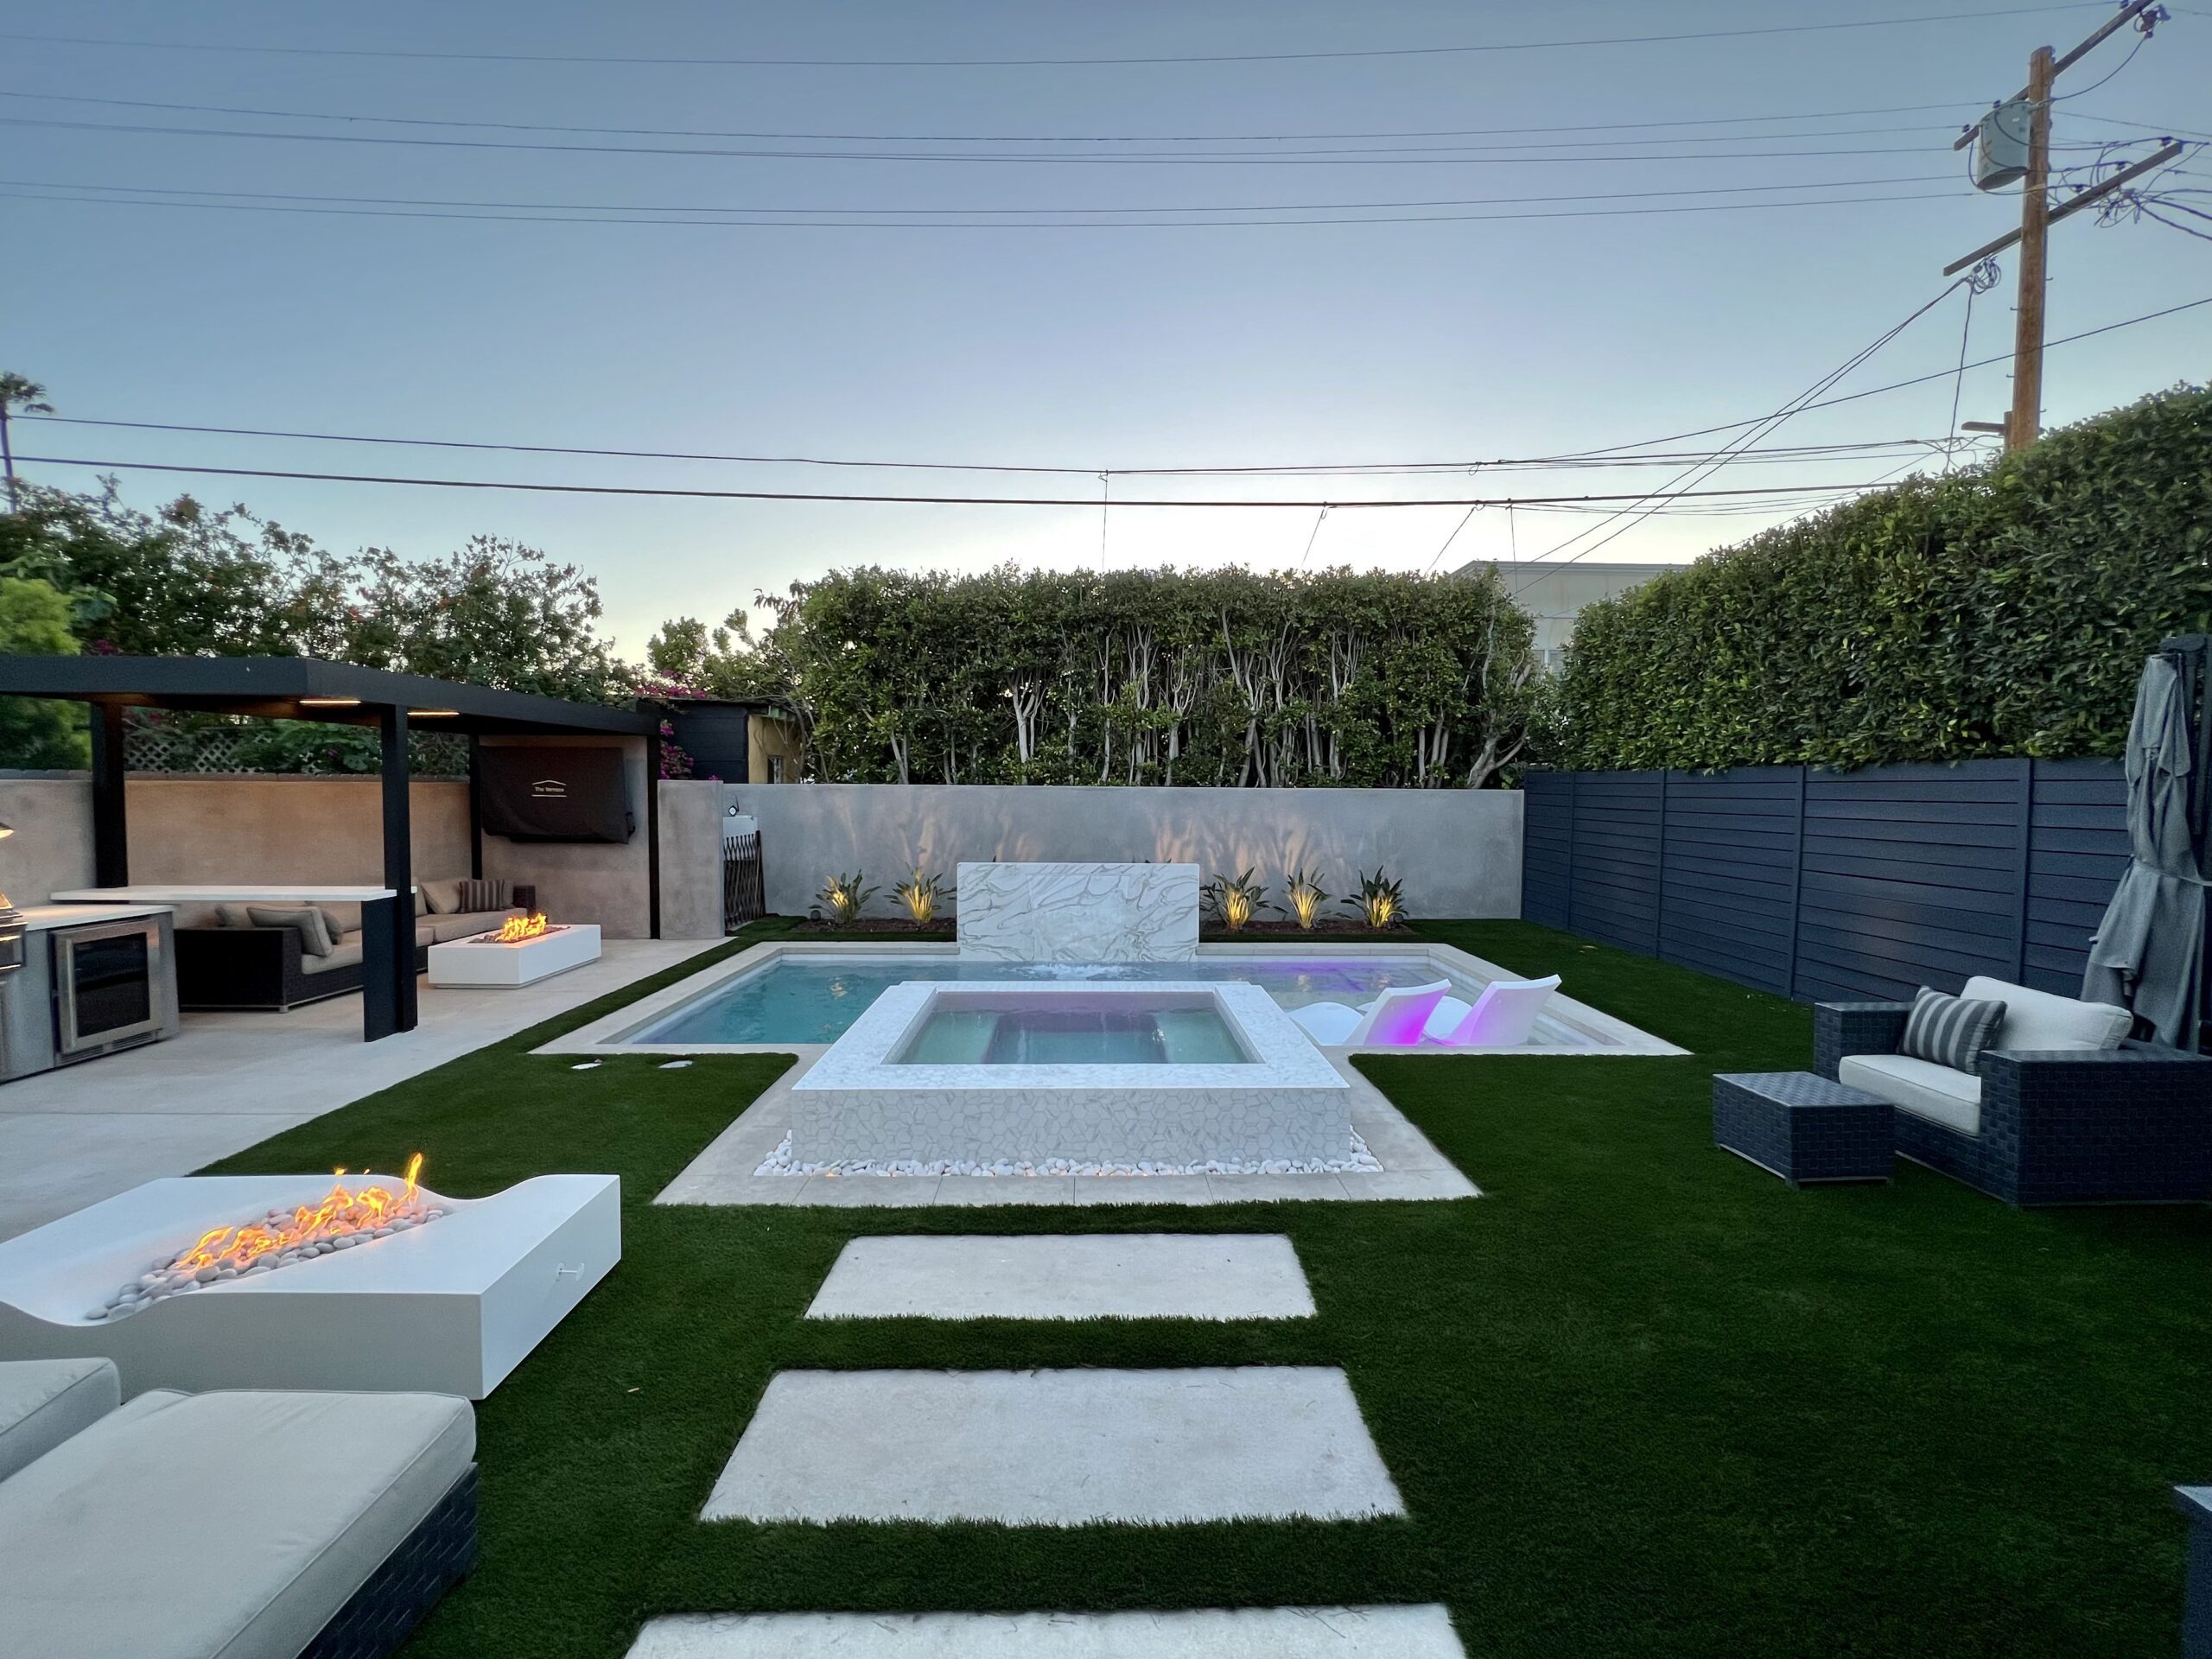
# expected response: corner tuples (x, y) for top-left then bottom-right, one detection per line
(1961, 976), (2131, 1052)
(0, 1357), (118, 1484)
(0, 1388), (474, 1659)
(1840, 1052), (1983, 1136)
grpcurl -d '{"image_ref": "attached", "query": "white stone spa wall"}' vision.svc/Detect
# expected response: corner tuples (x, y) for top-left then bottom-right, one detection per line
(788, 982), (1351, 1166)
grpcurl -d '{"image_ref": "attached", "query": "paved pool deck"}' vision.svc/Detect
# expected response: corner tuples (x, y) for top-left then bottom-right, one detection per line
(654, 1047), (1479, 1208)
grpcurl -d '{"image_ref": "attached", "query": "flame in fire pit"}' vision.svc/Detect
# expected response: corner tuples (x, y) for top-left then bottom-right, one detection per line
(92, 1154), (449, 1321)
(495, 912), (550, 943)
(168, 1154), (431, 1275)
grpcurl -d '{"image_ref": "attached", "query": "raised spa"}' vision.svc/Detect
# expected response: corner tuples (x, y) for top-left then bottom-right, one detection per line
(792, 981), (1349, 1166)
(892, 990), (1252, 1067)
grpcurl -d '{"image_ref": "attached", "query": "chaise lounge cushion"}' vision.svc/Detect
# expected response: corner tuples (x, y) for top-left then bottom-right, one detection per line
(1961, 976), (2132, 1052)
(1839, 1052), (1983, 1135)
(0, 1357), (119, 1484)
(0, 1387), (474, 1659)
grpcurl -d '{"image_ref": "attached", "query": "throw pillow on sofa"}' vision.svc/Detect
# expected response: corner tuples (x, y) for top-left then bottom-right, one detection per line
(454, 878), (510, 913)
(1900, 986), (2006, 1072)
(245, 905), (335, 958)
(419, 878), (464, 914)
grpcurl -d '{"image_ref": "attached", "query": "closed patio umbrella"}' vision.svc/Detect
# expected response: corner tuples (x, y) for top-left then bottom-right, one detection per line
(2084, 653), (2205, 1048)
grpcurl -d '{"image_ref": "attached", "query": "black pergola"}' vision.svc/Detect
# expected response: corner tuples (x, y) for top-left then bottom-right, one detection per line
(0, 655), (661, 1039)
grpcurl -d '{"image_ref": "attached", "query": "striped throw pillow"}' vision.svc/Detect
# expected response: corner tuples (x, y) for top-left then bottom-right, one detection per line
(1899, 986), (2006, 1072)
(454, 877), (511, 913)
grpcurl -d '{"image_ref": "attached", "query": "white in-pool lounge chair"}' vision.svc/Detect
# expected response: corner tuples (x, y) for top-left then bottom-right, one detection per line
(1422, 975), (1562, 1047)
(1287, 979), (1452, 1046)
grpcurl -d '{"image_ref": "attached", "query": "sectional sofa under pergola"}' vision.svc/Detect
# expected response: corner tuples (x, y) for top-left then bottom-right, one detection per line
(0, 655), (663, 1039)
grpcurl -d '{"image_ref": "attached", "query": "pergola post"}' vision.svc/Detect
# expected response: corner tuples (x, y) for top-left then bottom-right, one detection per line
(646, 730), (663, 940)
(467, 733), (485, 880)
(88, 702), (129, 887)
(363, 703), (416, 1040)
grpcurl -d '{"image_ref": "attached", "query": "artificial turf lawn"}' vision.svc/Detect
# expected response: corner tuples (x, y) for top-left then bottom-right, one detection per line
(202, 918), (2212, 1657)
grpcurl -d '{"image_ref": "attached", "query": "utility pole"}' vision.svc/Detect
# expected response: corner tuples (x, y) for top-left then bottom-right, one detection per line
(1946, 0), (2170, 452)
(2009, 45), (2054, 454)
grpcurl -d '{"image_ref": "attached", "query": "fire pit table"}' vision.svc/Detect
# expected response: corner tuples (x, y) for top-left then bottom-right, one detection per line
(0, 1171), (619, 1398)
(427, 918), (601, 988)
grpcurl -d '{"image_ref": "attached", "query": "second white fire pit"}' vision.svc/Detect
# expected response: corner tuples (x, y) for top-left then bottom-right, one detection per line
(428, 921), (601, 987)
(0, 1173), (620, 1398)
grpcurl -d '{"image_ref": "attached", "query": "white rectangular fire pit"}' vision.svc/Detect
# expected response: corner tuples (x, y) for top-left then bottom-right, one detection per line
(428, 921), (601, 987)
(790, 980), (1350, 1166)
(0, 1173), (619, 1398)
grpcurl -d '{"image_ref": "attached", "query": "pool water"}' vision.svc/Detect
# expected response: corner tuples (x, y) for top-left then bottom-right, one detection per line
(627, 955), (1482, 1046)
(893, 1003), (1250, 1066)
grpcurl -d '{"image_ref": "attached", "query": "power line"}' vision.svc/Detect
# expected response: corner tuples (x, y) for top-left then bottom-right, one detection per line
(0, 170), (1968, 218)
(2068, 111), (2212, 139)
(0, 8), (2108, 67)
(0, 86), (1986, 144)
(1556, 294), (2212, 457)
(6, 457), (1902, 509)
(0, 114), (1956, 164)
(1, 184), (1976, 230)
(1518, 277), (1977, 583)
(10, 414), (1962, 479)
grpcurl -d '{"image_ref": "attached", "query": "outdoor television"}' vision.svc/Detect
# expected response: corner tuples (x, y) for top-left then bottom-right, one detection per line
(479, 747), (634, 842)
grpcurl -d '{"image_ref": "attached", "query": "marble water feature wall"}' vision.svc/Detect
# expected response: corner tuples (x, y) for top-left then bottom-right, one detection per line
(956, 862), (1200, 963)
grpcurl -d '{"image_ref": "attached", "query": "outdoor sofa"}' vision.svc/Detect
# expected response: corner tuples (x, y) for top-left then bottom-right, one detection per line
(0, 1357), (476, 1659)
(1814, 975), (2212, 1205)
(175, 879), (536, 1011)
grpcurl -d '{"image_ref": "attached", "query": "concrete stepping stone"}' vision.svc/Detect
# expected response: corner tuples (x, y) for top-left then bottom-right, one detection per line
(702, 1367), (1403, 1524)
(804, 1234), (1315, 1321)
(627, 1605), (1465, 1657)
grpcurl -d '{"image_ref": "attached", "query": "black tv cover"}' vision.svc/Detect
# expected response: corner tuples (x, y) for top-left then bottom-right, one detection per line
(480, 747), (634, 842)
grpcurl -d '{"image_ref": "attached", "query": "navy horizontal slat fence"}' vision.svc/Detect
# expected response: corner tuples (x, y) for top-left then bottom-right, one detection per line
(1521, 758), (2128, 1002)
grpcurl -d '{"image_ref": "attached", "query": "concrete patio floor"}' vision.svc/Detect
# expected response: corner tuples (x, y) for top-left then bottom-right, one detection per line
(0, 939), (723, 1242)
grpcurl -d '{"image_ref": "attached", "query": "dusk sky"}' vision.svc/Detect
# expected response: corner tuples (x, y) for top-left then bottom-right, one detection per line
(5, 1), (2207, 653)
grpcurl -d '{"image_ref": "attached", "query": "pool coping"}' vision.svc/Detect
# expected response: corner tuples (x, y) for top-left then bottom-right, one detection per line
(534, 938), (1689, 1059)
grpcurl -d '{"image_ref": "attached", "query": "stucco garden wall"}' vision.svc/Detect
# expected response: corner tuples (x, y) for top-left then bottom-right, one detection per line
(728, 783), (1523, 921)
(0, 773), (470, 906)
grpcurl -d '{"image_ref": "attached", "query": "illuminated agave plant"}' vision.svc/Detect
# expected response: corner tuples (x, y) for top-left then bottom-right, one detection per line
(816, 871), (878, 928)
(893, 868), (952, 925)
(1202, 868), (1270, 932)
(1283, 867), (1331, 931)
(1345, 867), (1408, 931)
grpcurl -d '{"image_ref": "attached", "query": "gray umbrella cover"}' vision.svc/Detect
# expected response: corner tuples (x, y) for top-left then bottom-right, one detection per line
(2084, 653), (2205, 1047)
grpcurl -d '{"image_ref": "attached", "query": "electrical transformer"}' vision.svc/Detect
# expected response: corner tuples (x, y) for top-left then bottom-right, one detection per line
(1971, 98), (2034, 190)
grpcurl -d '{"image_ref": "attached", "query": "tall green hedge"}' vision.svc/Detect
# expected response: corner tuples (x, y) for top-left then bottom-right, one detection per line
(1553, 385), (2212, 770)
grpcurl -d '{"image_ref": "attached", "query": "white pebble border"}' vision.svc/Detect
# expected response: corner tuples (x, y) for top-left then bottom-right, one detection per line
(751, 1129), (1382, 1180)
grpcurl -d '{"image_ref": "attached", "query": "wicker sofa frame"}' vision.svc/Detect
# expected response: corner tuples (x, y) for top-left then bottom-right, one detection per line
(1814, 1001), (2212, 1205)
(175, 926), (430, 1013)
(299, 1464), (478, 1659)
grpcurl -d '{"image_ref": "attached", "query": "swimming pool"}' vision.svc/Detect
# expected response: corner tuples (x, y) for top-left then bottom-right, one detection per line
(631, 953), (1506, 1046)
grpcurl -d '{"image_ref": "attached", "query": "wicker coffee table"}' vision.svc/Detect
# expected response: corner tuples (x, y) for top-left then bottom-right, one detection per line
(1712, 1071), (1893, 1187)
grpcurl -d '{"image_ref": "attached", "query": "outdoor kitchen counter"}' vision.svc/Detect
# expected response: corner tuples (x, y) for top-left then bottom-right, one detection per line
(16, 905), (175, 931)
(53, 887), (411, 1043)
(51, 885), (403, 903)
